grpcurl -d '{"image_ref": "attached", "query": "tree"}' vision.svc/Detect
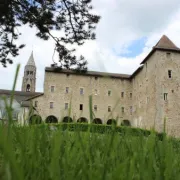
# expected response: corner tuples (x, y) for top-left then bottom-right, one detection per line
(0, 0), (100, 70)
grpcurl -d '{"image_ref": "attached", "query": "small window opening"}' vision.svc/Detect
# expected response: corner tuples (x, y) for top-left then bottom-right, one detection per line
(122, 107), (124, 114)
(26, 84), (30, 92)
(108, 90), (111, 96)
(65, 103), (68, 110)
(80, 88), (84, 95)
(146, 97), (149, 104)
(130, 106), (133, 115)
(164, 93), (168, 101)
(166, 52), (171, 58)
(94, 105), (97, 111)
(66, 74), (70, 77)
(108, 106), (111, 112)
(66, 87), (69, 94)
(95, 89), (98, 95)
(130, 93), (132, 99)
(95, 76), (98, 80)
(35, 101), (38, 107)
(80, 104), (83, 110)
(121, 92), (124, 98)
(51, 86), (55, 92)
(168, 70), (172, 78)
(26, 71), (29, 76)
(50, 102), (54, 109)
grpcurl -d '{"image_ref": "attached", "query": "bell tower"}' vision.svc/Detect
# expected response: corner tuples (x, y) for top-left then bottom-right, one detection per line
(22, 51), (36, 92)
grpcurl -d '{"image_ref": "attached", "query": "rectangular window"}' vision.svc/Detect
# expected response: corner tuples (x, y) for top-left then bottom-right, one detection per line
(108, 106), (111, 112)
(146, 97), (149, 104)
(65, 87), (69, 94)
(166, 52), (171, 58)
(121, 92), (124, 98)
(94, 89), (98, 95)
(130, 106), (133, 115)
(50, 102), (54, 109)
(80, 88), (84, 95)
(95, 76), (98, 80)
(164, 93), (168, 101)
(108, 90), (111, 96)
(168, 70), (172, 78)
(130, 93), (132, 99)
(65, 103), (68, 110)
(80, 104), (83, 110)
(94, 105), (97, 111)
(122, 107), (124, 114)
(34, 101), (38, 107)
(51, 86), (55, 92)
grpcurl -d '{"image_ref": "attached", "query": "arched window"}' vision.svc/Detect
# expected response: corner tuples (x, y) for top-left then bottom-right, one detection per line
(107, 119), (116, 125)
(29, 115), (42, 124)
(26, 84), (31, 92)
(45, 115), (58, 123)
(77, 117), (88, 123)
(92, 118), (102, 124)
(121, 120), (131, 126)
(62, 116), (73, 123)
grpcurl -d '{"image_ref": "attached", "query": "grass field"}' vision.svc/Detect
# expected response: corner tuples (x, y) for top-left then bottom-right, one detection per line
(1, 65), (180, 179)
(0, 123), (180, 180)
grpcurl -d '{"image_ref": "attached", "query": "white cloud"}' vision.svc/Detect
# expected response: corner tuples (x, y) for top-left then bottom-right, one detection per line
(1, 0), (180, 92)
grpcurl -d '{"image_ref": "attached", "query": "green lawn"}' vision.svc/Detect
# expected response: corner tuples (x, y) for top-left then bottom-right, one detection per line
(0, 123), (180, 180)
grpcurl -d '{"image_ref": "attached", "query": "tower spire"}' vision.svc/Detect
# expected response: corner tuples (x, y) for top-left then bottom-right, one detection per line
(22, 51), (37, 92)
(26, 51), (36, 66)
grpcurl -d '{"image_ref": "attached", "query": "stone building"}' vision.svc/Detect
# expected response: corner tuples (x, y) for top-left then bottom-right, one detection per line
(21, 51), (36, 92)
(0, 52), (42, 123)
(1, 35), (180, 136)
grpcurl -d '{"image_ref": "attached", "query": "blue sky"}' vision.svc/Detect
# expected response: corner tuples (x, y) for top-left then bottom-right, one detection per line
(118, 37), (147, 58)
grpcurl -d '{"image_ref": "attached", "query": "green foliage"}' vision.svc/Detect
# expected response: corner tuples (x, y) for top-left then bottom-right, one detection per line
(0, 123), (180, 180)
(0, 0), (100, 69)
(38, 123), (164, 139)
(0, 65), (179, 179)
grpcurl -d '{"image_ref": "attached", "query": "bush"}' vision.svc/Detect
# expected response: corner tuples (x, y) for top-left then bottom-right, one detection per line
(37, 123), (164, 139)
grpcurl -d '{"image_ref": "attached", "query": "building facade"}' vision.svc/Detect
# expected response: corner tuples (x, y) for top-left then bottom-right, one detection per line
(1, 35), (180, 136)
(0, 51), (42, 124)
(28, 35), (180, 136)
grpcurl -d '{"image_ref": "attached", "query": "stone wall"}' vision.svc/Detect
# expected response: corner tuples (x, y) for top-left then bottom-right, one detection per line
(21, 65), (36, 92)
(31, 49), (180, 137)
(131, 50), (180, 137)
(33, 72), (133, 125)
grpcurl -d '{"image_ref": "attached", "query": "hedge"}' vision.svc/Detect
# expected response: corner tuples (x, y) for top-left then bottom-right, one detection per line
(36, 123), (165, 140)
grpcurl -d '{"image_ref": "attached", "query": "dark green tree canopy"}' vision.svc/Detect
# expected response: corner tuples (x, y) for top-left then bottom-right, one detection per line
(0, 0), (100, 70)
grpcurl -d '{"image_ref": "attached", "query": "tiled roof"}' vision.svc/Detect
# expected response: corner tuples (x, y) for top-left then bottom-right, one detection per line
(154, 35), (180, 50)
(45, 68), (131, 79)
(0, 89), (43, 105)
(141, 35), (180, 64)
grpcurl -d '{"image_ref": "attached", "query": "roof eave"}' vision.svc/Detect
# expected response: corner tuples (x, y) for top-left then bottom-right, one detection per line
(140, 48), (155, 65)
(130, 65), (144, 78)
(25, 93), (44, 101)
(140, 47), (180, 65)
(45, 68), (131, 79)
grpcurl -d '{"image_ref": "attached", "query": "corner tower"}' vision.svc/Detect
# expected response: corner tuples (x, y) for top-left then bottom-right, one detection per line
(22, 51), (36, 92)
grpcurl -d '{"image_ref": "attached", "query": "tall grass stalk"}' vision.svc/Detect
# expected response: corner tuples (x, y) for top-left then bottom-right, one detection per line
(1, 65), (180, 179)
